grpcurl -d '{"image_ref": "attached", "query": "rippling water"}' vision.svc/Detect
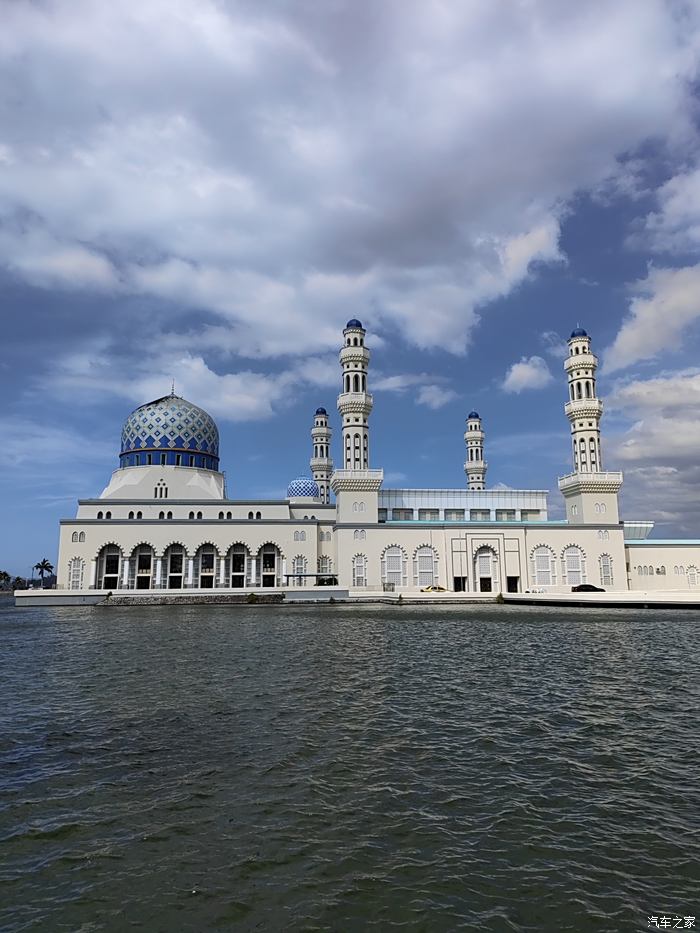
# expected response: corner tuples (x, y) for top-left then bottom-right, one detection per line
(1, 603), (699, 932)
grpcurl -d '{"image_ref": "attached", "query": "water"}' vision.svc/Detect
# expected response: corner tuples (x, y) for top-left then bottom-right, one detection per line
(1, 604), (698, 933)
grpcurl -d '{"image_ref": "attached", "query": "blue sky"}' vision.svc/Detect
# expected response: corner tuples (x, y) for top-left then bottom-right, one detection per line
(2, 0), (700, 576)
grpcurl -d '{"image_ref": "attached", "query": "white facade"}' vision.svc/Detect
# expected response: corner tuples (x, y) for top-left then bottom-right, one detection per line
(55, 322), (700, 596)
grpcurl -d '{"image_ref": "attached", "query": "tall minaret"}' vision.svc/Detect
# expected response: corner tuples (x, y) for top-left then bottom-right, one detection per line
(565, 327), (603, 472)
(558, 326), (622, 524)
(464, 411), (487, 490)
(337, 319), (373, 470)
(310, 407), (333, 503)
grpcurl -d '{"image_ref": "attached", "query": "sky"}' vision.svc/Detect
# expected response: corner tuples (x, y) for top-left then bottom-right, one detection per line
(2, 0), (700, 576)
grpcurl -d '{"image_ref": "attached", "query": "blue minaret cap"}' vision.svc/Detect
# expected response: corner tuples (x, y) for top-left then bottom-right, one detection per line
(468, 410), (480, 419)
(570, 326), (588, 338)
(346, 318), (363, 329)
(315, 407), (327, 415)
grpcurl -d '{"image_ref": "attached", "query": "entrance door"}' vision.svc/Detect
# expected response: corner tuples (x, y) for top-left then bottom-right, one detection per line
(476, 549), (494, 593)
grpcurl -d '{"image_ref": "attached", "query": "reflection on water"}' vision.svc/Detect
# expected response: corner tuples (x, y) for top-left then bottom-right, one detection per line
(1, 603), (699, 932)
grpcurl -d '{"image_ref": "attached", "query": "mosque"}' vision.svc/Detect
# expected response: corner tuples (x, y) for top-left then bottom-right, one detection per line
(50, 320), (700, 599)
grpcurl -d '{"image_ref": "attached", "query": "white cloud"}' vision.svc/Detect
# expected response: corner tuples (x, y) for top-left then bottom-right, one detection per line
(416, 385), (459, 409)
(502, 355), (553, 393)
(641, 165), (700, 254)
(540, 330), (569, 360)
(604, 264), (700, 373)
(0, 0), (697, 361)
(606, 369), (700, 533)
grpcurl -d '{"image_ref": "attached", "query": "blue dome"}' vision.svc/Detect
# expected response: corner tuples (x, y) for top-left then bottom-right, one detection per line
(346, 318), (363, 329)
(315, 407), (328, 415)
(287, 476), (320, 498)
(119, 394), (220, 471)
(468, 410), (480, 419)
(570, 327), (588, 338)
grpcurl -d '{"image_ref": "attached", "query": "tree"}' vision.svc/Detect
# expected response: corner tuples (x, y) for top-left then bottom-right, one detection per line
(12, 576), (27, 590)
(0, 570), (11, 591)
(34, 559), (54, 588)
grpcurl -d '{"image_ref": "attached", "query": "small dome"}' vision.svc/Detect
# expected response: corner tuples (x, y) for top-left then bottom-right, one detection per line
(570, 327), (588, 338)
(119, 394), (219, 470)
(346, 318), (363, 329)
(287, 476), (320, 498)
(467, 410), (480, 420)
(315, 407), (328, 416)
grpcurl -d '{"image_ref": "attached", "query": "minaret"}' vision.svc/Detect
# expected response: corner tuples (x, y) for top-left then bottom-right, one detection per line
(565, 327), (603, 471)
(337, 319), (373, 470)
(464, 411), (487, 490)
(310, 407), (333, 504)
(558, 326), (622, 523)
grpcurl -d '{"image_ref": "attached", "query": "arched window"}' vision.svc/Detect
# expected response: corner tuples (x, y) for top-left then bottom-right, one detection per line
(531, 546), (557, 586)
(137, 512), (142, 520)
(688, 566), (698, 586)
(97, 511), (103, 520)
(658, 566), (666, 575)
(649, 565), (655, 575)
(105, 511), (112, 520)
(585, 381), (592, 398)
(600, 554), (613, 587)
(294, 531), (299, 542)
(318, 556), (332, 575)
(256, 512), (262, 520)
(68, 557), (85, 590)
(353, 554), (367, 587)
(563, 546), (586, 586)
(638, 566), (643, 576)
(381, 546), (406, 588)
(353, 373), (360, 392)
(218, 511), (224, 520)
(413, 546), (438, 588)
(248, 512), (254, 520)
(189, 511), (195, 520)
(196, 511), (203, 520)
(159, 511), (165, 520)
(97, 545), (121, 590)
(71, 531), (79, 542)
(292, 555), (307, 585)
(643, 566), (649, 576)
(597, 529), (609, 540)
(226, 512), (232, 520)
(353, 529), (366, 541)
(167, 511), (173, 520)
(79, 532), (85, 542)
(128, 511), (134, 520)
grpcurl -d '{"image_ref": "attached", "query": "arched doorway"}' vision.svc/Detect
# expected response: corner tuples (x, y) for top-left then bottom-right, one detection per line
(258, 543), (281, 588)
(130, 544), (154, 589)
(474, 546), (498, 593)
(195, 544), (217, 588)
(96, 545), (122, 590)
(163, 544), (186, 589)
(228, 544), (249, 588)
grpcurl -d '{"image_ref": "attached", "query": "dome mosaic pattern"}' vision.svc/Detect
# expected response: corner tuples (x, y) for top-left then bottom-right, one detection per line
(120, 395), (219, 459)
(287, 476), (320, 498)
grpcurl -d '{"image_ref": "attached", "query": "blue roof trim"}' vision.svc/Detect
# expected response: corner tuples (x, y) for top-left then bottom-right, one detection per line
(624, 539), (700, 545)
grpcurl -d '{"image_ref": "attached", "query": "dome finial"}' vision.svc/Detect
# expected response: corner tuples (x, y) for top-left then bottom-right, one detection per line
(170, 378), (176, 397)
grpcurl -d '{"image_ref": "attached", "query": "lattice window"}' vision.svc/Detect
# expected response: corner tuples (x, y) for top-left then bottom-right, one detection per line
(414, 546), (438, 588)
(600, 554), (613, 587)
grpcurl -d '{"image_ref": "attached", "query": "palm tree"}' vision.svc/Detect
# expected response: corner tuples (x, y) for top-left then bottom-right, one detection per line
(34, 559), (54, 589)
(0, 570), (10, 591)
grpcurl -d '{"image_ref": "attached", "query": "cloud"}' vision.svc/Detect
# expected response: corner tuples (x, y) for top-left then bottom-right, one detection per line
(606, 369), (700, 533)
(416, 385), (459, 409)
(604, 264), (700, 373)
(641, 164), (700, 254)
(0, 0), (697, 365)
(502, 355), (553, 393)
(540, 330), (569, 361)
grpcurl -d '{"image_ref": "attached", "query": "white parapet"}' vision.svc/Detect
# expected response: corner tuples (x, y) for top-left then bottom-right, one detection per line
(331, 469), (384, 492)
(558, 471), (623, 493)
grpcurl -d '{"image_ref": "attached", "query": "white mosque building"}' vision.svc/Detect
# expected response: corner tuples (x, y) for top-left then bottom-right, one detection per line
(45, 320), (700, 600)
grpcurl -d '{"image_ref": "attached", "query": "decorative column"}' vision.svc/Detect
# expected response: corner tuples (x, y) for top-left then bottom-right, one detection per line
(186, 558), (194, 587)
(281, 558), (287, 586)
(464, 411), (487, 490)
(154, 558), (162, 588)
(310, 408), (334, 504)
(89, 559), (97, 589)
(337, 319), (373, 470)
(249, 557), (256, 587)
(218, 558), (225, 587)
(121, 558), (130, 589)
